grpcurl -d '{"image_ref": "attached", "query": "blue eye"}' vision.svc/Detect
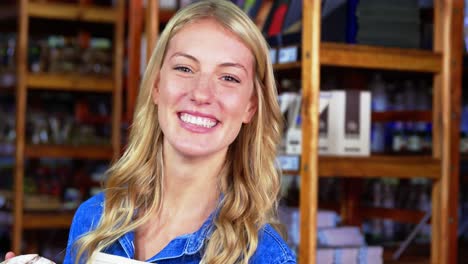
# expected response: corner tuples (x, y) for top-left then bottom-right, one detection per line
(174, 66), (192, 73)
(222, 75), (240, 83)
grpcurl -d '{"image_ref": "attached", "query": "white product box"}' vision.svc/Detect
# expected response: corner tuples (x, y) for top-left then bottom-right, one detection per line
(332, 90), (371, 156)
(317, 226), (366, 247)
(317, 246), (383, 264)
(276, 155), (300, 171)
(320, 90), (371, 156)
(319, 91), (334, 155)
(285, 95), (302, 155)
(278, 45), (299, 64)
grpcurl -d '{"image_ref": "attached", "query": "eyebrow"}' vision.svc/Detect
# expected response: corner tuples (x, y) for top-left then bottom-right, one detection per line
(219, 62), (248, 74)
(170, 52), (199, 63)
(170, 52), (248, 74)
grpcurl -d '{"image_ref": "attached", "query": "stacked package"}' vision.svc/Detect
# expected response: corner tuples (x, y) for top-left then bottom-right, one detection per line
(356, 0), (420, 48)
(278, 207), (383, 263)
(316, 246), (384, 264)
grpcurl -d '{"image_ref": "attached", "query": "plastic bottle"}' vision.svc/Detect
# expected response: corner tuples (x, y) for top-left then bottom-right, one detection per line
(369, 74), (387, 112)
(369, 74), (387, 153)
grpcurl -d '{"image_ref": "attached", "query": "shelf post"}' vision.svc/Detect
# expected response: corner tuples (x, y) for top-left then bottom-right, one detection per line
(146, 0), (160, 63)
(433, 0), (464, 263)
(111, 0), (125, 160)
(299, 0), (321, 263)
(126, 0), (144, 122)
(13, 0), (29, 254)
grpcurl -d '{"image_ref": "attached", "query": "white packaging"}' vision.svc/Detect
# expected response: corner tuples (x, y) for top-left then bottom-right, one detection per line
(330, 90), (371, 156)
(317, 226), (366, 247)
(317, 247), (383, 264)
(285, 95), (302, 155)
(318, 91), (334, 155)
(276, 155), (300, 171)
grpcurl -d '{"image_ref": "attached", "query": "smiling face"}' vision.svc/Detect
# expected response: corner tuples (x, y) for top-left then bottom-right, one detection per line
(153, 18), (257, 161)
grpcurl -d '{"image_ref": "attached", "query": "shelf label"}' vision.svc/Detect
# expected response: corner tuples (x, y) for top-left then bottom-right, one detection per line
(269, 48), (278, 64)
(278, 46), (299, 64)
(277, 155), (300, 171)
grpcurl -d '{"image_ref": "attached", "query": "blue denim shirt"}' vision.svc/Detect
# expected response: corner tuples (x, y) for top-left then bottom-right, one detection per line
(64, 193), (296, 263)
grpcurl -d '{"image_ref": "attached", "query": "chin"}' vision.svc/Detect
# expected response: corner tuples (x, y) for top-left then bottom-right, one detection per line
(175, 142), (227, 159)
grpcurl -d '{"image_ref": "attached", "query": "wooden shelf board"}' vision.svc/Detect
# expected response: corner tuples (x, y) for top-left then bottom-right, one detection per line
(321, 43), (442, 73)
(27, 73), (113, 92)
(274, 44), (441, 73)
(23, 211), (74, 229)
(360, 207), (426, 224)
(319, 156), (441, 179)
(372, 111), (432, 122)
(383, 244), (430, 264)
(27, 2), (118, 23)
(25, 144), (113, 160)
(274, 62), (301, 71)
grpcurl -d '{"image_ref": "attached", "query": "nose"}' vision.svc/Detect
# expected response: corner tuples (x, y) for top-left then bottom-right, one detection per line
(190, 73), (214, 105)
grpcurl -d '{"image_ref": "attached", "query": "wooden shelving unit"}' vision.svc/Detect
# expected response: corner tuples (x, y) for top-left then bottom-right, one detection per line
(24, 145), (113, 160)
(27, 2), (120, 23)
(371, 110), (432, 122)
(9, 0), (125, 254)
(298, 1), (464, 264)
(27, 73), (114, 92)
(319, 156), (441, 179)
(320, 42), (442, 73)
(136, 1), (464, 263)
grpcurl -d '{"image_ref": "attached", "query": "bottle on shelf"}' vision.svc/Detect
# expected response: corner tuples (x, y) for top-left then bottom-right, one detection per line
(369, 73), (387, 153)
(369, 74), (387, 112)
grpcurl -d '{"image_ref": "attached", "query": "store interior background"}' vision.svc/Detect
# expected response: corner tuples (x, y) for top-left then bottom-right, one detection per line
(0, 0), (467, 263)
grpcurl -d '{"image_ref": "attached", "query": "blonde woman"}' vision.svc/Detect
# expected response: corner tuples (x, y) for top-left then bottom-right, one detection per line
(61, 1), (295, 263)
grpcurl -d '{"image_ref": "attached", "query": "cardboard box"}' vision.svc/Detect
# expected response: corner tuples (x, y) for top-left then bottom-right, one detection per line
(333, 90), (371, 156)
(320, 90), (371, 156)
(319, 92), (334, 155)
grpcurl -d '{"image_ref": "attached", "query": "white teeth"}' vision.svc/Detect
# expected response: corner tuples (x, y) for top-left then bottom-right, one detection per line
(180, 113), (217, 128)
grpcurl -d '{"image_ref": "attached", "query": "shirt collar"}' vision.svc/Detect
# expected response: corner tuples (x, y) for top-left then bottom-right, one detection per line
(117, 198), (221, 262)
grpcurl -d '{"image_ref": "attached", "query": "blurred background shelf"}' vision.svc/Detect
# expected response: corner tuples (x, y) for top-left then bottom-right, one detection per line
(320, 156), (440, 179)
(372, 111), (432, 122)
(27, 2), (119, 24)
(26, 73), (114, 93)
(24, 144), (113, 160)
(320, 43), (442, 73)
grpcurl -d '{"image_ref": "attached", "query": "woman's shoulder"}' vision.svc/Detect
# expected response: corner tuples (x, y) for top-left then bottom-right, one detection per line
(251, 224), (297, 264)
(71, 192), (105, 229)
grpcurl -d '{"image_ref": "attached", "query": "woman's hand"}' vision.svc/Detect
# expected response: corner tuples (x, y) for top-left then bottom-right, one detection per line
(5, 252), (15, 260)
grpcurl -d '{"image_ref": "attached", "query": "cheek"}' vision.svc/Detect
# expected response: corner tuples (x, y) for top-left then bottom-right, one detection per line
(158, 77), (187, 103)
(221, 91), (253, 117)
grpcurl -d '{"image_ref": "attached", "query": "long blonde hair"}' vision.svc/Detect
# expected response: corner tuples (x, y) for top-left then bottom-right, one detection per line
(74, 1), (283, 263)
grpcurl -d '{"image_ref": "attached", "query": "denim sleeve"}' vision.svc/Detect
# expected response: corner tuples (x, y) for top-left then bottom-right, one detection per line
(63, 193), (104, 264)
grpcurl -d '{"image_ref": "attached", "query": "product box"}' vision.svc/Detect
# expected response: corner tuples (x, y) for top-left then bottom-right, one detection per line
(317, 246), (383, 264)
(320, 90), (371, 156)
(319, 92), (334, 155)
(285, 95), (302, 155)
(333, 90), (371, 156)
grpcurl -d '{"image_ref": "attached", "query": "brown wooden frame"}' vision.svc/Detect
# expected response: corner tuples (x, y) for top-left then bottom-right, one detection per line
(12, 0), (125, 253)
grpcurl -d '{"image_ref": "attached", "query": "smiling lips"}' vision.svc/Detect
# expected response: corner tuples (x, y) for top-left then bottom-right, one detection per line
(179, 112), (218, 128)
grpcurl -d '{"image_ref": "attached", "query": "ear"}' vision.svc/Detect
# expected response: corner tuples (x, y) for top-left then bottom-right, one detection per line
(152, 75), (160, 105)
(242, 94), (258, 124)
